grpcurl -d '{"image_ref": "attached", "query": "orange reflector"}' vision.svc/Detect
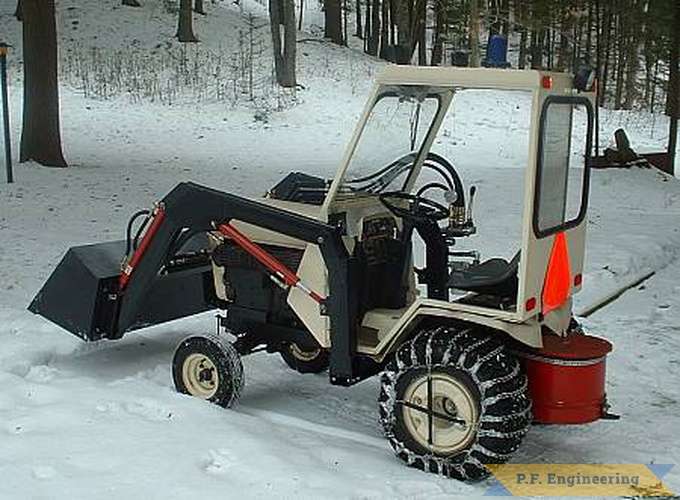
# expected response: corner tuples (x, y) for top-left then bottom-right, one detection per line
(542, 76), (553, 89)
(525, 297), (537, 312)
(542, 232), (572, 315)
(574, 273), (583, 286)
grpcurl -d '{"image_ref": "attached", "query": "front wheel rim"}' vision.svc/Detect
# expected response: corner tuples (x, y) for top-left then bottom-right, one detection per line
(401, 372), (478, 455)
(182, 353), (219, 399)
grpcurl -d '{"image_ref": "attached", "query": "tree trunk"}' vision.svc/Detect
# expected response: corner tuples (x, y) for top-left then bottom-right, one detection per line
(530, 28), (542, 69)
(389, 0), (396, 45)
(614, 13), (625, 110)
(364, 0), (371, 52)
(269, 0), (297, 87)
(194, 0), (206, 15)
(14, 0), (23, 20)
(585, 0), (593, 62)
(282, 0), (296, 85)
(19, 0), (67, 167)
(469, 0), (480, 67)
(430, 0), (444, 66)
(556, 6), (571, 72)
(380, 0), (388, 57)
(324, 0), (343, 44)
(176, 0), (198, 42)
(355, 0), (362, 38)
(665, 0), (679, 175)
(367, 0), (379, 55)
(623, 1), (640, 109)
(518, 27), (527, 68)
(416, 0), (426, 65)
(516, 0), (528, 69)
(600, 2), (612, 107)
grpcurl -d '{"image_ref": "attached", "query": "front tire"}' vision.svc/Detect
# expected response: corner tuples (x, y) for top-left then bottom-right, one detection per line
(173, 335), (244, 408)
(379, 327), (531, 481)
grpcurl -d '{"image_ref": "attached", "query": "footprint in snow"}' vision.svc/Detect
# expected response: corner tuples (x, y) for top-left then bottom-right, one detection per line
(123, 399), (173, 422)
(25, 365), (59, 383)
(202, 449), (238, 475)
(95, 399), (173, 421)
(33, 466), (56, 480)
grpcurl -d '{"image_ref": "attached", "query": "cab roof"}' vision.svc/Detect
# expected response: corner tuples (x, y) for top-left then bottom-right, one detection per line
(376, 66), (576, 93)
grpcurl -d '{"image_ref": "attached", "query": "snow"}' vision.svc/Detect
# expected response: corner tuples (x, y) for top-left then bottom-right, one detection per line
(1, 0), (680, 497)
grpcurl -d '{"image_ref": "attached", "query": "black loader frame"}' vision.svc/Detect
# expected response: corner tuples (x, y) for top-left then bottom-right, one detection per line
(30, 182), (378, 385)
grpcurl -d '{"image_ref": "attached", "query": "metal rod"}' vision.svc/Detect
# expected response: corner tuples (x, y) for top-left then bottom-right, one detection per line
(0, 46), (12, 184)
(578, 270), (656, 318)
(397, 399), (467, 426)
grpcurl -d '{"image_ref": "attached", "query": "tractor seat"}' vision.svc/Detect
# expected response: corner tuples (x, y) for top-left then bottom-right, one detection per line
(448, 252), (520, 298)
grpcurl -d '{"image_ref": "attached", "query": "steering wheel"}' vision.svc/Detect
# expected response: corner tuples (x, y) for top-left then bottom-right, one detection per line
(378, 191), (449, 224)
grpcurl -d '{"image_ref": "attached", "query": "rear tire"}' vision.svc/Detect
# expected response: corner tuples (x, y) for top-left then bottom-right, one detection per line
(173, 335), (244, 408)
(379, 327), (531, 481)
(280, 343), (329, 374)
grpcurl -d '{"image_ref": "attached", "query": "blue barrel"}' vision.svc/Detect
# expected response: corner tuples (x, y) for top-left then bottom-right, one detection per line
(483, 35), (510, 68)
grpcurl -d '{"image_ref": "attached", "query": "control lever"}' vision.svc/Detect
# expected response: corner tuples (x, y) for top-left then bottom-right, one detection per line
(466, 185), (476, 225)
(443, 185), (476, 239)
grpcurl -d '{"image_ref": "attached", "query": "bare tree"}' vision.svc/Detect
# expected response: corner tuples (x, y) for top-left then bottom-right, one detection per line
(194, 0), (206, 15)
(18, 0), (67, 167)
(666, 0), (679, 174)
(176, 0), (198, 42)
(469, 0), (480, 67)
(269, 0), (296, 87)
(324, 0), (343, 44)
(14, 0), (23, 20)
(430, 0), (445, 65)
(355, 0), (362, 38)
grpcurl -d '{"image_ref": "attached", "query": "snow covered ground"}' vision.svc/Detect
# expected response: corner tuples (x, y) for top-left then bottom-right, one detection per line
(1, 0), (680, 498)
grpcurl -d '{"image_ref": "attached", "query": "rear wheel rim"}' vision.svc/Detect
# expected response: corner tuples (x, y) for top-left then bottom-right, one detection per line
(289, 343), (321, 362)
(182, 353), (219, 399)
(402, 372), (478, 455)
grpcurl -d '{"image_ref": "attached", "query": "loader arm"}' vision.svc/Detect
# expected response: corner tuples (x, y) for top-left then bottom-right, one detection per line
(115, 182), (359, 383)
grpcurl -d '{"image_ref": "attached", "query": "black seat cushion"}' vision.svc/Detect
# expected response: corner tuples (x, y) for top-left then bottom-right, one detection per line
(449, 252), (520, 298)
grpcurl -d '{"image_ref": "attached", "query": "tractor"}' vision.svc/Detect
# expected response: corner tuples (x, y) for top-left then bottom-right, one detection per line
(30, 65), (613, 481)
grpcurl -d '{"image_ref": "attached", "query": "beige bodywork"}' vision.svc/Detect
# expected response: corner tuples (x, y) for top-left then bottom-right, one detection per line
(212, 66), (595, 358)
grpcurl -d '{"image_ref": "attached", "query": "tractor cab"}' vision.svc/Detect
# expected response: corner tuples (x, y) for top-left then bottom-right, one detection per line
(274, 67), (596, 357)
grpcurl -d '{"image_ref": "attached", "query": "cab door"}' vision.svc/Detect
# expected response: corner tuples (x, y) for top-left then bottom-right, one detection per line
(517, 93), (595, 334)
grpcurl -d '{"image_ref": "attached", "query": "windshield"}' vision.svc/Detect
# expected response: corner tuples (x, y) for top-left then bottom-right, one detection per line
(337, 90), (441, 196)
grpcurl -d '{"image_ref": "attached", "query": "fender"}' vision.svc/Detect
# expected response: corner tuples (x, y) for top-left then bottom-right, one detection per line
(369, 298), (544, 363)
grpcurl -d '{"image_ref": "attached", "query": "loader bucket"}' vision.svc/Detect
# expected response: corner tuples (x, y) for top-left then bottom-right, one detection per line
(29, 239), (217, 341)
(29, 241), (123, 341)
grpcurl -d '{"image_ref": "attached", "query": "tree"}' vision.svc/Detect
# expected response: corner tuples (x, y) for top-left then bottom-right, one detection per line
(176, 0), (198, 42)
(369, 0), (379, 55)
(18, 0), (67, 168)
(194, 0), (206, 16)
(666, 0), (679, 175)
(355, 0), (362, 38)
(430, 0), (445, 66)
(469, 0), (480, 67)
(269, 0), (297, 87)
(324, 0), (344, 45)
